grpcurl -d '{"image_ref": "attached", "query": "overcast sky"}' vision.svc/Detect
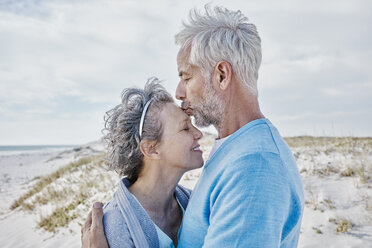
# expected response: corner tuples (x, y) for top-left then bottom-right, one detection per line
(1, 0), (371, 145)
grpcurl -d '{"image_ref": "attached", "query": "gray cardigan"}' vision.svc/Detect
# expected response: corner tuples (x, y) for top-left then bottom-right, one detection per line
(103, 178), (191, 248)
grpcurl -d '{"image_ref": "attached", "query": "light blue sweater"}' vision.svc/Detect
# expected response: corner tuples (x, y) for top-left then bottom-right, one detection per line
(103, 178), (191, 248)
(177, 119), (304, 248)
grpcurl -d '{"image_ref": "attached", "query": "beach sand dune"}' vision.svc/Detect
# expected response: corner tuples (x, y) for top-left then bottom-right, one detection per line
(1, 135), (372, 247)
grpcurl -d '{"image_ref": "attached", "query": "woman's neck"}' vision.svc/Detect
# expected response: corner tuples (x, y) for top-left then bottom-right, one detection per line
(129, 162), (185, 246)
(129, 163), (184, 214)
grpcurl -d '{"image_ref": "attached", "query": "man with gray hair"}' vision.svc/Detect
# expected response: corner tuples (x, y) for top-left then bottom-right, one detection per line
(82, 5), (304, 248)
(173, 6), (304, 247)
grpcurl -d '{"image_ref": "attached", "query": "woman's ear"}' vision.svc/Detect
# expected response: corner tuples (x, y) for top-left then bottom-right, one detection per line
(139, 139), (160, 160)
(214, 61), (232, 91)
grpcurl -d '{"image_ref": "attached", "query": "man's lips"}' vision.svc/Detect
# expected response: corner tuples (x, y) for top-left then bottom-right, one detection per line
(181, 102), (193, 115)
(184, 108), (193, 116)
(181, 101), (189, 109)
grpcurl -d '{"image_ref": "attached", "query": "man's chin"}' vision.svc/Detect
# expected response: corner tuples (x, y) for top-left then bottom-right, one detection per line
(194, 115), (214, 128)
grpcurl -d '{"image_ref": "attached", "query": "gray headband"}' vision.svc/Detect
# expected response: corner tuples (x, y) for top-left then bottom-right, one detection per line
(138, 99), (153, 139)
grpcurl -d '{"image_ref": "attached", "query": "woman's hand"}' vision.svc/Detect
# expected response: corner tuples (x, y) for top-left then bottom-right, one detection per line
(81, 202), (109, 248)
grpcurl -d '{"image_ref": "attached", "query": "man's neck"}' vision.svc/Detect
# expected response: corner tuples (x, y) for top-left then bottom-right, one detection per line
(216, 84), (264, 138)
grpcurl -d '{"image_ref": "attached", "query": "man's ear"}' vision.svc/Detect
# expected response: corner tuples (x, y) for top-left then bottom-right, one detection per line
(139, 139), (160, 160)
(214, 61), (232, 91)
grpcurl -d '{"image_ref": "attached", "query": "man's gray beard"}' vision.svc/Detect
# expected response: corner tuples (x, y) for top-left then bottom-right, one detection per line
(192, 80), (224, 128)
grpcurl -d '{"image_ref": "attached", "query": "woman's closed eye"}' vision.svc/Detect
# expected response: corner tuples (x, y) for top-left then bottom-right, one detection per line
(180, 118), (192, 132)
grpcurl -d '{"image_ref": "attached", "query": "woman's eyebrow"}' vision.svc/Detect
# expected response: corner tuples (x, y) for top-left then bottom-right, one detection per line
(179, 117), (189, 127)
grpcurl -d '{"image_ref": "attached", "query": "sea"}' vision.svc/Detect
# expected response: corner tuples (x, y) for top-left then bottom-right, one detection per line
(0, 145), (78, 156)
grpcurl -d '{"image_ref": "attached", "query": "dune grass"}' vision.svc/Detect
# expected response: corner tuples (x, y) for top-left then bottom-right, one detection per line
(9, 153), (118, 233)
(10, 136), (372, 234)
(10, 156), (101, 211)
(37, 192), (88, 232)
(286, 136), (372, 183)
(290, 136), (372, 235)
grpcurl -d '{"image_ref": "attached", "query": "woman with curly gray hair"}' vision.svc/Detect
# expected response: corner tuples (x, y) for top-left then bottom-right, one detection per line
(102, 77), (203, 248)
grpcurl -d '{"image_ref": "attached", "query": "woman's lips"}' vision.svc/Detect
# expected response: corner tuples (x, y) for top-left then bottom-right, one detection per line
(192, 145), (203, 153)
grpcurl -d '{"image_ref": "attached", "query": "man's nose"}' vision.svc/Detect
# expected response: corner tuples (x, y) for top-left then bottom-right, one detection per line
(175, 81), (185, 100)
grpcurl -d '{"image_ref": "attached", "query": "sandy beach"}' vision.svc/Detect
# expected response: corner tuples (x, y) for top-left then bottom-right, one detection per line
(1, 134), (372, 247)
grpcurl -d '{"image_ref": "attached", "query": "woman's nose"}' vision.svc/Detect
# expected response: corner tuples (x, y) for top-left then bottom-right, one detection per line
(193, 127), (203, 140)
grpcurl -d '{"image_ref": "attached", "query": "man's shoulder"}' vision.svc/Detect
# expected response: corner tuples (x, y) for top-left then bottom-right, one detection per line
(218, 119), (297, 171)
(224, 151), (287, 180)
(202, 151), (288, 195)
(204, 121), (290, 184)
(225, 119), (284, 155)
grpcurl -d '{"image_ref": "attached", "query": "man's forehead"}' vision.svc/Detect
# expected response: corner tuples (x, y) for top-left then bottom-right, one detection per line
(177, 49), (191, 67)
(176, 49), (202, 76)
(177, 51), (188, 64)
(177, 46), (190, 60)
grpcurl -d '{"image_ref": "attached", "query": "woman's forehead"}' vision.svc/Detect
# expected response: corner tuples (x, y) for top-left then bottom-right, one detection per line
(162, 103), (188, 123)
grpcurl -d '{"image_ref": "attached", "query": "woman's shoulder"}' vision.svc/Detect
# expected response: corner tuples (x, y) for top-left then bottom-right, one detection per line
(103, 199), (129, 230)
(103, 200), (122, 220)
(175, 184), (192, 209)
(176, 184), (192, 196)
(103, 200), (135, 248)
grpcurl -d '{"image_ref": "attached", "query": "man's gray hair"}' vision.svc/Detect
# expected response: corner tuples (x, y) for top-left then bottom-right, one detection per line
(175, 5), (262, 96)
(102, 77), (173, 182)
